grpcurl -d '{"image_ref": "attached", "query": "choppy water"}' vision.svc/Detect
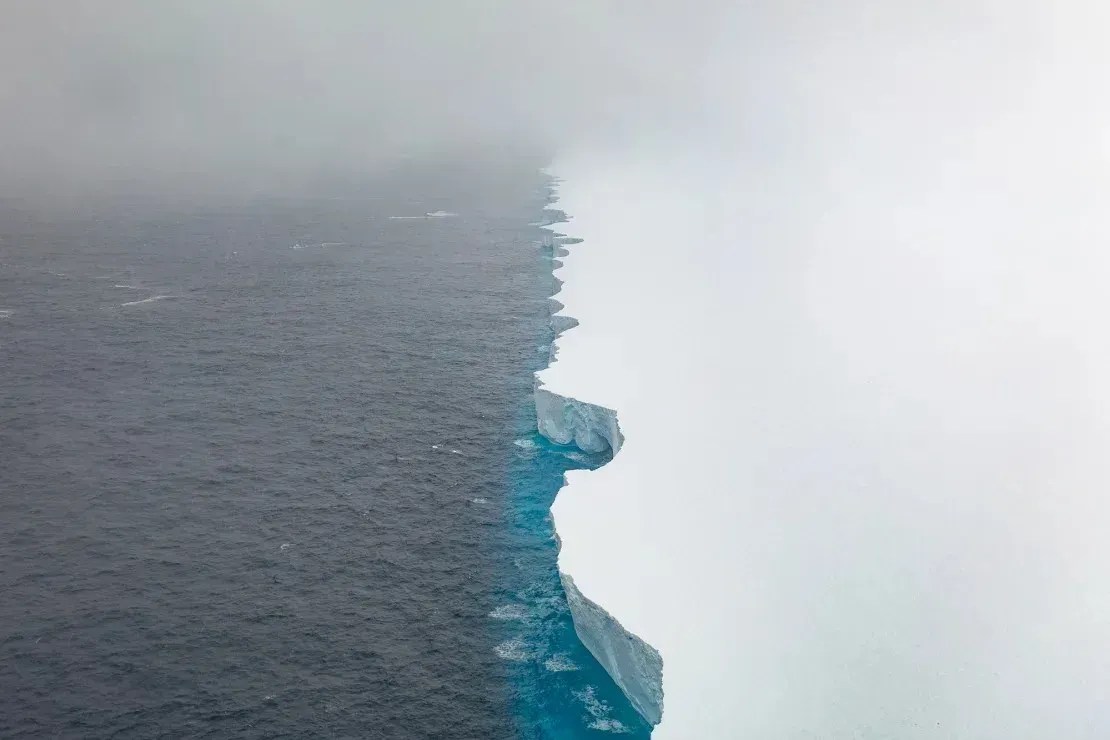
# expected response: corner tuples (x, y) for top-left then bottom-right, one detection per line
(0, 165), (647, 738)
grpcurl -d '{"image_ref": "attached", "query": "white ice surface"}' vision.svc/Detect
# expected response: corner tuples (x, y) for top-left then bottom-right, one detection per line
(541, 6), (1110, 734)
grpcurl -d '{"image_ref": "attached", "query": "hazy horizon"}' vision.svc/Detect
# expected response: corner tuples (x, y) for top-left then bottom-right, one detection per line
(0, 2), (719, 198)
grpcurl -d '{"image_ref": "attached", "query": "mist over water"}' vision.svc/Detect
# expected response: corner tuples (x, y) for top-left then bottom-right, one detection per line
(0, 2), (713, 198)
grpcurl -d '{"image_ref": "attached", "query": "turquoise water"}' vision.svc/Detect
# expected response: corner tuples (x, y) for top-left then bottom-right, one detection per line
(496, 212), (652, 738)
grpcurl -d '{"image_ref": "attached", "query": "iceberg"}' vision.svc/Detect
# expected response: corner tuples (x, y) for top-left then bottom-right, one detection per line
(536, 9), (1110, 736)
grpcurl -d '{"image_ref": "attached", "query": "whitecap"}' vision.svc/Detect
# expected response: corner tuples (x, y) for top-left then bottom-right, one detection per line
(469, 497), (489, 505)
(488, 604), (529, 621)
(0, 309), (12, 319)
(121, 295), (175, 307)
(449, 449), (463, 455)
(388, 211), (457, 219)
(574, 686), (628, 733)
(513, 438), (537, 450)
(279, 543), (293, 551)
(544, 654), (580, 672)
(431, 444), (441, 450)
(493, 638), (531, 662)
(113, 284), (141, 290)
(589, 719), (630, 733)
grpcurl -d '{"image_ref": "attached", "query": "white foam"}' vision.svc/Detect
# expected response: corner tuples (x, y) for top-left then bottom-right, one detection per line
(589, 719), (629, 734)
(279, 543), (292, 551)
(493, 638), (531, 662)
(543, 654), (579, 672)
(488, 604), (529, 621)
(469, 497), (489, 505)
(513, 438), (537, 449)
(388, 211), (457, 219)
(120, 295), (174, 307)
(112, 284), (141, 290)
(0, 309), (12, 319)
(574, 686), (628, 734)
(449, 449), (463, 455)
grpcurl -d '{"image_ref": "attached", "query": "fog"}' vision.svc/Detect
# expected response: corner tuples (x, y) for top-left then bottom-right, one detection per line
(541, 1), (1110, 737)
(0, 1), (713, 196)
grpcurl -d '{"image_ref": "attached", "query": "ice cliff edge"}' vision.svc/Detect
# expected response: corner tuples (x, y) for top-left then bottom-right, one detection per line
(534, 384), (623, 455)
(533, 185), (664, 727)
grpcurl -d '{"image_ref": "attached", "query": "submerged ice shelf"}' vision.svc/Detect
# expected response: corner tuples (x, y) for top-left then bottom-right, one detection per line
(533, 196), (664, 728)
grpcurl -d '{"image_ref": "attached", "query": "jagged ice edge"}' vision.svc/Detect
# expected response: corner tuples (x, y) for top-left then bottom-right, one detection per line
(532, 174), (664, 727)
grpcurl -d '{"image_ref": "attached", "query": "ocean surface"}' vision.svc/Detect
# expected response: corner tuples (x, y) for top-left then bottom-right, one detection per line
(0, 163), (648, 738)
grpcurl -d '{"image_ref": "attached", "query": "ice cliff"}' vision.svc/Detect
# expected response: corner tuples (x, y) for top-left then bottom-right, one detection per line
(561, 574), (664, 726)
(533, 198), (664, 728)
(534, 384), (623, 455)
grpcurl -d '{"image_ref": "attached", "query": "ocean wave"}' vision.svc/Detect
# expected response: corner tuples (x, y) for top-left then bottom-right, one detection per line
(291, 241), (346, 250)
(120, 295), (175, 307)
(388, 210), (458, 220)
(0, 309), (12, 319)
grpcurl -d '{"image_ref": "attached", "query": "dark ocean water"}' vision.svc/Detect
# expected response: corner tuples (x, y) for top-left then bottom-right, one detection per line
(0, 164), (647, 738)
